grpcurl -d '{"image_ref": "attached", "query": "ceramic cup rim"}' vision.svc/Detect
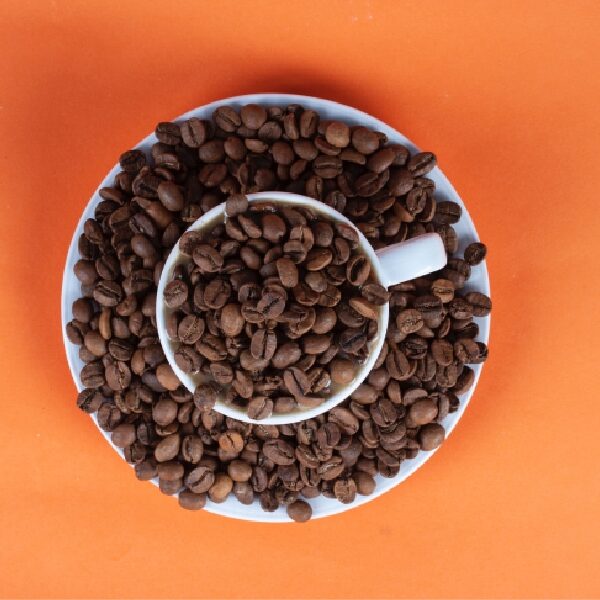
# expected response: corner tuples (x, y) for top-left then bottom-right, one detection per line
(155, 191), (391, 425)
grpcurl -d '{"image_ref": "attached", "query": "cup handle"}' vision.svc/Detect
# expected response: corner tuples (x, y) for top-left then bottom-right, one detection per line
(374, 233), (447, 288)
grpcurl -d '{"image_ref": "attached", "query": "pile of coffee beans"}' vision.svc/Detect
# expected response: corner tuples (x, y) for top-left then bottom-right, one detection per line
(66, 103), (491, 521)
(163, 196), (385, 420)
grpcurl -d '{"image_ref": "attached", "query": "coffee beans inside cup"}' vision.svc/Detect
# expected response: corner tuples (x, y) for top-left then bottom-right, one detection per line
(162, 196), (385, 420)
(66, 102), (491, 521)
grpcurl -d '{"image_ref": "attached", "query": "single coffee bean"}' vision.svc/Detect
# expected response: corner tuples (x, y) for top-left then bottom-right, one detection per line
(464, 242), (487, 265)
(93, 280), (122, 307)
(105, 361), (132, 391)
(158, 460), (184, 482)
(111, 423), (136, 448)
(354, 471), (376, 495)
(228, 459), (253, 482)
(218, 431), (244, 453)
(325, 121), (350, 148)
(465, 291), (492, 317)
(180, 118), (208, 147)
(240, 104), (267, 129)
(247, 397), (274, 420)
(272, 343), (302, 369)
(434, 201), (461, 225)
(119, 149), (146, 172)
(209, 473), (234, 503)
(361, 283), (390, 305)
(225, 194), (248, 217)
(135, 460), (158, 481)
(186, 465), (215, 493)
(152, 398), (178, 426)
(408, 152), (436, 176)
(349, 297), (379, 320)
(276, 257), (299, 288)
(181, 435), (204, 464)
(154, 433), (180, 462)
(431, 279), (455, 303)
(164, 280), (188, 309)
(178, 491), (206, 510)
(352, 127), (380, 154)
(80, 362), (105, 388)
(193, 244), (224, 272)
(220, 303), (244, 337)
(287, 499), (312, 522)
(263, 439), (295, 465)
(409, 399), (438, 425)
(76, 389), (104, 413)
(178, 315), (205, 344)
(214, 106), (241, 132)
(157, 181), (185, 211)
(334, 478), (357, 504)
(283, 367), (311, 398)
(154, 363), (180, 391)
(419, 423), (445, 450)
(346, 255), (370, 286)
(396, 309), (424, 334)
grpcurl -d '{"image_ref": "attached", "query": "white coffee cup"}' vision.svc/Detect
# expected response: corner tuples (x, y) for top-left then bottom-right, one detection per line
(156, 191), (447, 424)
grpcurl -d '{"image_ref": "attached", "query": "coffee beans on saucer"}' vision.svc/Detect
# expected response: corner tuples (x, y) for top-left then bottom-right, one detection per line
(66, 103), (491, 520)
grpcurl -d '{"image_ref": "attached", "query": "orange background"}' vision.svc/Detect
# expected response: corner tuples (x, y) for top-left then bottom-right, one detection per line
(1, 1), (599, 598)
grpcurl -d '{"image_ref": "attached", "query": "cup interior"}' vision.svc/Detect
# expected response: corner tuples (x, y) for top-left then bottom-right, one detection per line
(155, 191), (390, 424)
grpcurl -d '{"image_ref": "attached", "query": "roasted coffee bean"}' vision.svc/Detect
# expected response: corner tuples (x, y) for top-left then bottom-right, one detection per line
(330, 359), (355, 385)
(186, 465), (215, 493)
(111, 423), (136, 448)
(178, 491), (206, 510)
(272, 343), (301, 369)
(396, 309), (424, 334)
(221, 303), (244, 336)
(408, 399), (438, 425)
(287, 499), (312, 522)
(361, 283), (389, 306)
(349, 297), (379, 320)
(119, 149), (146, 172)
(465, 291), (492, 317)
(240, 104), (267, 129)
(93, 280), (122, 307)
(180, 118), (208, 148)
(276, 257), (299, 288)
(431, 278), (454, 303)
(152, 398), (178, 426)
(105, 361), (132, 391)
(325, 121), (350, 148)
(419, 423), (445, 450)
(181, 435), (204, 464)
(193, 244), (224, 272)
(408, 152), (436, 176)
(464, 242), (487, 265)
(77, 389), (104, 413)
(214, 106), (241, 132)
(247, 397), (274, 420)
(263, 439), (295, 465)
(178, 315), (205, 344)
(283, 366), (312, 397)
(334, 478), (357, 504)
(250, 329), (277, 361)
(352, 127), (380, 154)
(434, 201), (461, 225)
(164, 280), (188, 309)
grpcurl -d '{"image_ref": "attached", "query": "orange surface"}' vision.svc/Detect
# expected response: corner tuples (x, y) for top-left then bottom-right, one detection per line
(1, 1), (599, 598)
